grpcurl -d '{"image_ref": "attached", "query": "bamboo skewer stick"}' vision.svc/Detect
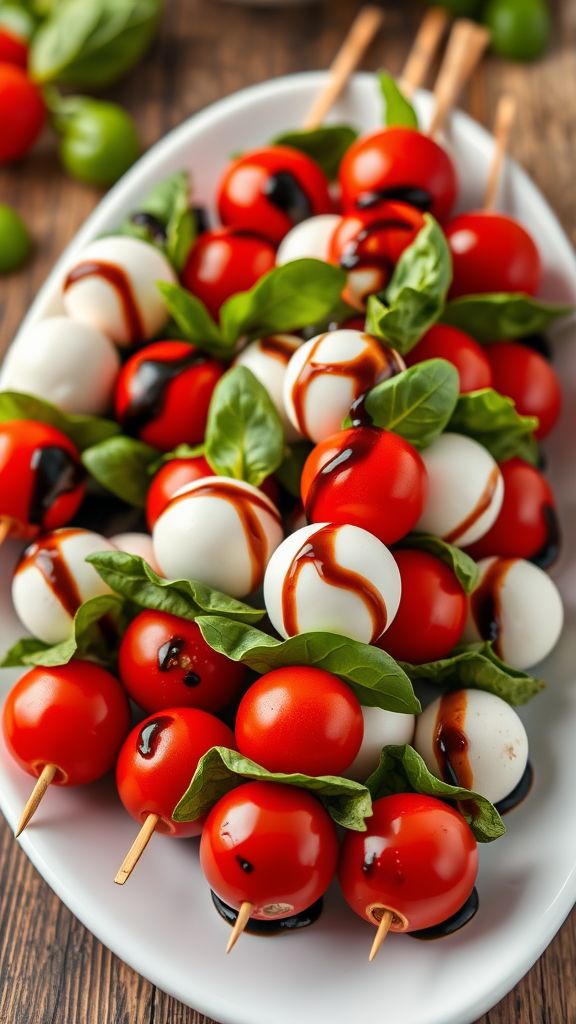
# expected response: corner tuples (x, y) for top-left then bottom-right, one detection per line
(428, 19), (491, 137)
(398, 6), (449, 98)
(15, 764), (57, 837)
(114, 813), (161, 885)
(484, 94), (518, 211)
(368, 908), (394, 962)
(226, 901), (254, 954)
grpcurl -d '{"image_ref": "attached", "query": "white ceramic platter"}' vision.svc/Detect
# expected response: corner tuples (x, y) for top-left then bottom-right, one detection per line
(1, 72), (576, 1024)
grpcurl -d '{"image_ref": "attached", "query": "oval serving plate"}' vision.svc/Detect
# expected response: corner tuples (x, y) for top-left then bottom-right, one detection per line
(1, 72), (576, 1024)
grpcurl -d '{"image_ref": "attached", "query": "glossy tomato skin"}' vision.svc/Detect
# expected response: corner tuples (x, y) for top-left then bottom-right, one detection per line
(0, 27), (28, 67)
(2, 661), (131, 785)
(405, 324), (493, 393)
(200, 781), (339, 918)
(217, 146), (334, 245)
(339, 128), (457, 223)
(116, 707), (235, 836)
(182, 227), (276, 320)
(235, 667), (363, 776)
(114, 340), (224, 451)
(119, 610), (247, 714)
(0, 63), (45, 163)
(301, 426), (427, 546)
(485, 341), (561, 439)
(338, 793), (478, 932)
(377, 549), (466, 663)
(445, 211), (541, 297)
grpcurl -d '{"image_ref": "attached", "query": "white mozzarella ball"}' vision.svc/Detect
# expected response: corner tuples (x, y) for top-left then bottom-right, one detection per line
(12, 528), (115, 645)
(414, 689), (529, 805)
(264, 522), (401, 643)
(346, 706), (415, 782)
(276, 214), (341, 265)
(416, 433), (504, 547)
(152, 476), (283, 597)
(62, 236), (176, 347)
(234, 334), (302, 441)
(1, 317), (120, 415)
(110, 532), (162, 575)
(464, 556), (564, 670)
(283, 329), (404, 443)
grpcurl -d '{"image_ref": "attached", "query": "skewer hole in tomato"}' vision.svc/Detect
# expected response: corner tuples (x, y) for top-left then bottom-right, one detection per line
(181, 227), (276, 319)
(405, 324), (493, 393)
(484, 341), (561, 439)
(445, 211), (541, 297)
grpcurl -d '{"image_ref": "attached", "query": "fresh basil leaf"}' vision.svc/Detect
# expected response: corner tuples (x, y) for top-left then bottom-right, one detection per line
(1, 594), (125, 669)
(196, 616), (421, 714)
(272, 124), (359, 179)
(366, 744), (505, 843)
(1, 636), (52, 668)
(400, 533), (479, 594)
(366, 215), (452, 353)
(0, 390), (119, 451)
(204, 366), (284, 487)
(87, 552), (265, 624)
(401, 642), (545, 705)
(378, 71), (419, 129)
(275, 441), (313, 497)
(354, 358), (459, 447)
(156, 282), (226, 356)
(121, 171), (196, 273)
(173, 746), (372, 831)
(441, 293), (573, 343)
(449, 388), (539, 463)
(82, 436), (159, 507)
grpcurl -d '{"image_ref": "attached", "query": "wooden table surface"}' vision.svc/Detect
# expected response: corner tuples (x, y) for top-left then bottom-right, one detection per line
(1, 0), (575, 1021)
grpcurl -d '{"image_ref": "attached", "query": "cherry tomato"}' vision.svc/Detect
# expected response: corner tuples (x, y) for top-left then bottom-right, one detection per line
(119, 610), (247, 714)
(0, 63), (45, 164)
(445, 211), (541, 297)
(339, 128), (457, 223)
(377, 549), (466, 663)
(338, 793), (478, 932)
(116, 707), (235, 837)
(485, 341), (561, 439)
(182, 227), (276, 320)
(405, 324), (493, 393)
(2, 661), (131, 786)
(235, 667), (363, 776)
(0, 420), (86, 538)
(217, 146), (334, 245)
(0, 27), (28, 68)
(114, 340), (224, 451)
(301, 425), (427, 546)
(200, 781), (339, 919)
(464, 457), (558, 566)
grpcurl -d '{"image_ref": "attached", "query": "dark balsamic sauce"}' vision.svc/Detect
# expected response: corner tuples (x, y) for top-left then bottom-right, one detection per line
(121, 351), (205, 435)
(356, 186), (432, 212)
(28, 446), (85, 526)
(409, 889), (479, 940)
(531, 504), (561, 570)
(520, 333), (553, 362)
(210, 891), (323, 935)
(193, 206), (210, 235)
(16, 529), (85, 619)
(63, 259), (145, 343)
(263, 171), (312, 224)
(235, 856), (254, 873)
(433, 691), (474, 791)
(444, 466), (500, 546)
(339, 217), (416, 274)
(303, 426), (380, 519)
(495, 762), (534, 815)
(137, 715), (173, 758)
(157, 637), (185, 672)
(258, 335), (298, 363)
(470, 558), (515, 655)
(130, 211), (168, 245)
(183, 671), (201, 687)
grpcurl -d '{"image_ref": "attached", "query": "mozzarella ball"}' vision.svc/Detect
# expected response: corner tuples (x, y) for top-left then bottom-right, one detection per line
(62, 236), (176, 346)
(264, 522), (401, 643)
(345, 706), (415, 782)
(276, 214), (341, 265)
(464, 556), (564, 670)
(110, 532), (162, 575)
(1, 317), (120, 415)
(414, 689), (529, 805)
(283, 330), (404, 443)
(12, 528), (115, 645)
(234, 334), (302, 441)
(416, 433), (504, 547)
(152, 476), (283, 597)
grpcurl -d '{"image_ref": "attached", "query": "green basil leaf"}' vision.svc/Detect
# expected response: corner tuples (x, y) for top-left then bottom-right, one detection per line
(121, 171), (196, 273)
(1, 636), (52, 668)
(354, 358), (459, 447)
(378, 71), (419, 129)
(366, 215), (452, 353)
(148, 442), (206, 476)
(400, 642), (545, 705)
(275, 441), (314, 497)
(0, 390), (119, 451)
(87, 552), (265, 624)
(449, 388), (539, 463)
(173, 745), (372, 831)
(366, 744), (505, 843)
(400, 533), (480, 594)
(196, 616), (421, 714)
(82, 436), (159, 507)
(204, 366), (285, 486)
(156, 282), (226, 356)
(272, 124), (359, 179)
(1, 594), (125, 669)
(441, 292), (573, 343)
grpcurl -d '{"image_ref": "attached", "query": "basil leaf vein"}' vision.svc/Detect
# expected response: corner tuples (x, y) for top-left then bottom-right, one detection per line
(356, 358), (459, 447)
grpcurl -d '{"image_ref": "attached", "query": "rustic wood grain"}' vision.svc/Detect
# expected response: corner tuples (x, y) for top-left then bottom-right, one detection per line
(1, 0), (575, 1021)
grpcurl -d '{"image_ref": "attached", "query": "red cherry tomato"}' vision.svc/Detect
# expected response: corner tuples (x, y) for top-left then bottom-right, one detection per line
(377, 549), (466, 663)
(445, 211), (541, 297)
(465, 457), (558, 566)
(0, 27), (28, 67)
(339, 128), (457, 223)
(301, 426), (427, 546)
(182, 227), (276, 320)
(405, 324), (493, 394)
(119, 610), (247, 714)
(200, 781), (339, 918)
(114, 340), (224, 451)
(2, 661), (131, 786)
(338, 793), (478, 933)
(0, 63), (45, 163)
(484, 341), (561, 439)
(116, 707), (235, 837)
(217, 146), (334, 245)
(235, 667), (363, 776)
(0, 420), (85, 538)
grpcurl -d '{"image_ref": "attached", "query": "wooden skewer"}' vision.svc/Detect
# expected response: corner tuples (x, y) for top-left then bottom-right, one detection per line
(398, 6), (449, 98)
(483, 94), (518, 211)
(15, 763), (57, 837)
(302, 5), (384, 130)
(0, 518), (12, 547)
(114, 812), (160, 885)
(428, 19), (490, 138)
(226, 900), (254, 954)
(368, 908), (394, 962)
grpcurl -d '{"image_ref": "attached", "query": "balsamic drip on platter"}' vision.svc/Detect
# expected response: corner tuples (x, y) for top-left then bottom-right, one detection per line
(264, 171), (312, 224)
(494, 762), (534, 815)
(210, 891), (323, 935)
(28, 446), (85, 527)
(121, 351), (206, 435)
(409, 888), (479, 940)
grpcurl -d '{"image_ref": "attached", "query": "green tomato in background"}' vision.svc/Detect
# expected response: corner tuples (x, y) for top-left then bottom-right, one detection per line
(483, 0), (551, 61)
(0, 203), (32, 274)
(425, 0), (483, 16)
(54, 97), (140, 187)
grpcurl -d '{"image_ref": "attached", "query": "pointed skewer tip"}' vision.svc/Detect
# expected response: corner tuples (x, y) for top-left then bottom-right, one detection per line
(226, 901), (254, 954)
